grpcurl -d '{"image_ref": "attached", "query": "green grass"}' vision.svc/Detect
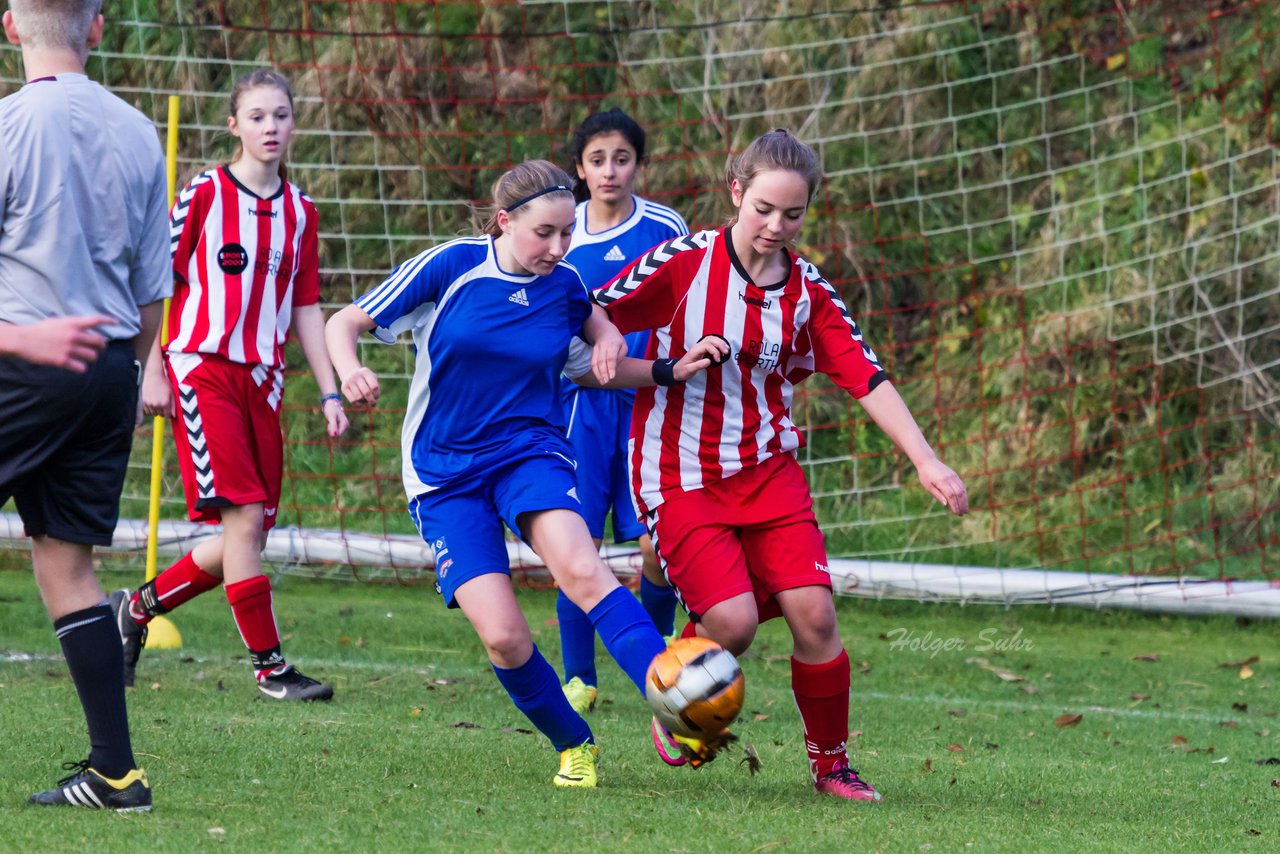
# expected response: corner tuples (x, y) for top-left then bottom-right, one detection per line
(1, 569), (1277, 852)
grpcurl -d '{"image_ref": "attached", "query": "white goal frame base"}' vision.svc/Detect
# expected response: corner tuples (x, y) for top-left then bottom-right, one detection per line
(3, 512), (1277, 617)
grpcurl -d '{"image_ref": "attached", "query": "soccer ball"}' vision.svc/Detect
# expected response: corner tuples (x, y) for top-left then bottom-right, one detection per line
(645, 637), (745, 738)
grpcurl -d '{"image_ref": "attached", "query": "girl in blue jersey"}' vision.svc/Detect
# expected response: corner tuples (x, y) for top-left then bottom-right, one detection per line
(555, 110), (688, 759)
(325, 160), (726, 789)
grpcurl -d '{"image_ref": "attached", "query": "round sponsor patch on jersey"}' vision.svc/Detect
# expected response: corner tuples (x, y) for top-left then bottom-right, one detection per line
(217, 242), (249, 275)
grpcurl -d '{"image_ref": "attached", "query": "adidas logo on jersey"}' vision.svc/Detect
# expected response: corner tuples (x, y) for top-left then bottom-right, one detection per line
(508, 288), (530, 306)
(603, 245), (626, 262)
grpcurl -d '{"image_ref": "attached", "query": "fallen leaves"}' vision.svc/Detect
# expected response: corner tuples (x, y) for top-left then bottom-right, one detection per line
(1132, 653), (1160, 662)
(966, 657), (1024, 682)
(1055, 713), (1084, 728)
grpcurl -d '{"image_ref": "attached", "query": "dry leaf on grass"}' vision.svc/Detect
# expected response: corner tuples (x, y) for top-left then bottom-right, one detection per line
(1055, 713), (1084, 728)
(966, 657), (1024, 682)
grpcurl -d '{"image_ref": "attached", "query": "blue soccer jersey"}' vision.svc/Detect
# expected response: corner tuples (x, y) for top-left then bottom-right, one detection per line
(560, 196), (688, 541)
(356, 235), (594, 498)
(564, 196), (688, 387)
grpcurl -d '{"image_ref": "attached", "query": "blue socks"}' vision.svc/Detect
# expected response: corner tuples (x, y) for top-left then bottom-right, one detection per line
(588, 586), (666, 695)
(639, 575), (678, 637)
(556, 589), (598, 686)
(492, 645), (591, 752)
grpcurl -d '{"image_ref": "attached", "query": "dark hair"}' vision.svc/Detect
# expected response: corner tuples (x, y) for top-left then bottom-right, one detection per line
(481, 160), (576, 237)
(726, 128), (824, 223)
(569, 108), (647, 203)
(228, 69), (294, 182)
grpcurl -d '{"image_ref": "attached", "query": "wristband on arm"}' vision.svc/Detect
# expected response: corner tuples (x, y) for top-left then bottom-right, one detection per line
(651, 358), (682, 387)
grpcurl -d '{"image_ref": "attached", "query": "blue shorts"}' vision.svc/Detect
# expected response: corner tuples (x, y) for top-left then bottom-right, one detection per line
(409, 449), (583, 608)
(564, 386), (645, 543)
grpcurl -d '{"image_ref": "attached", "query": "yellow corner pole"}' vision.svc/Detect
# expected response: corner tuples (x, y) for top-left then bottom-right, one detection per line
(143, 94), (183, 650)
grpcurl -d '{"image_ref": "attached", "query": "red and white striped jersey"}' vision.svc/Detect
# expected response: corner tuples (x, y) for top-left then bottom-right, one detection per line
(166, 166), (320, 368)
(594, 227), (887, 515)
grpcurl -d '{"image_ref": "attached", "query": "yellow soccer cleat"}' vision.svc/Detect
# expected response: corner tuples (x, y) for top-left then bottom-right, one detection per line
(561, 676), (598, 715)
(553, 741), (599, 788)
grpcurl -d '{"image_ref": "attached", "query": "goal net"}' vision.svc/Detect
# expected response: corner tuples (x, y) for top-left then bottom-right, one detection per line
(2, 0), (1277, 614)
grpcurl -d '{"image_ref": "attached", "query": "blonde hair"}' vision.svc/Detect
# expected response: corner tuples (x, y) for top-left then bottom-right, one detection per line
(7, 0), (102, 60)
(481, 160), (575, 237)
(726, 129), (824, 220)
(228, 69), (295, 182)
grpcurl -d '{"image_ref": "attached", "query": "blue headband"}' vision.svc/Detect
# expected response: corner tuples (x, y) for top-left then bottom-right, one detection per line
(505, 184), (572, 213)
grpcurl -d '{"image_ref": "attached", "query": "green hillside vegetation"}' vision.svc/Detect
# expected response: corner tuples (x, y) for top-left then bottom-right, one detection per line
(2, 1), (1275, 578)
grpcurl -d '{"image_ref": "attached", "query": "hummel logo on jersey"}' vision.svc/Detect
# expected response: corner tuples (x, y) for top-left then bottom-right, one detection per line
(604, 245), (626, 262)
(567, 486), (579, 502)
(508, 288), (530, 306)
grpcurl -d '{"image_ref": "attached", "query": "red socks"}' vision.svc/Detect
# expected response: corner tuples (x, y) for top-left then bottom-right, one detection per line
(129, 552), (222, 623)
(792, 649), (852, 781)
(225, 575), (286, 678)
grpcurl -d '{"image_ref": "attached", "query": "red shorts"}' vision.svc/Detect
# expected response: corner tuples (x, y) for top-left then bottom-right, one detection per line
(649, 453), (831, 623)
(167, 354), (283, 531)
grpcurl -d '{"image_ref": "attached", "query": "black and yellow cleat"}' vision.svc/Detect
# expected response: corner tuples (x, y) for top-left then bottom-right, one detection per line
(28, 760), (152, 812)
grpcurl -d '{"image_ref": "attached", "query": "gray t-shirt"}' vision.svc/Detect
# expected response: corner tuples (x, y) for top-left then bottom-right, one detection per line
(0, 73), (171, 339)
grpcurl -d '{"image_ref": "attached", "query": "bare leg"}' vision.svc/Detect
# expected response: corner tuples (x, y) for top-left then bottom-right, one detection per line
(31, 535), (101, 620)
(693, 591), (760, 657)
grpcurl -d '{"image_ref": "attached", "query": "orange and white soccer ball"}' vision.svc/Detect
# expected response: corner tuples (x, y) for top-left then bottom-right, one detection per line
(645, 637), (745, 738)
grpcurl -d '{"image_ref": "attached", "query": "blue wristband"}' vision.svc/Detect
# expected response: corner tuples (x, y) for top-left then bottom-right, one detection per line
(320, 393), (343, 406)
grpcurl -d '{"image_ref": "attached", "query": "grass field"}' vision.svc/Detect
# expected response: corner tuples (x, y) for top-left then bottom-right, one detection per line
(1, 568), (1277, 852)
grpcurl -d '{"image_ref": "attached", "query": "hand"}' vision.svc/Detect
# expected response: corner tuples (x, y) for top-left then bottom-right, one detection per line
(7, 315), (113, 372)
(341, 366), (381, 407)
(322, 396), (350, 438)
(591, 325), (627, 386)
(916, 456), (968, 516)
(141, 368), (175, 418)
(673, 336), (731, 382)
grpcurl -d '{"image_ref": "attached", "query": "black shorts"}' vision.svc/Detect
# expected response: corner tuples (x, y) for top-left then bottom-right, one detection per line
(0, 341), (139, 546)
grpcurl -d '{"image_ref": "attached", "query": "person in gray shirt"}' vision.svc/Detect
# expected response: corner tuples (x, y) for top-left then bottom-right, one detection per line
(0, 0), (168, 812)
